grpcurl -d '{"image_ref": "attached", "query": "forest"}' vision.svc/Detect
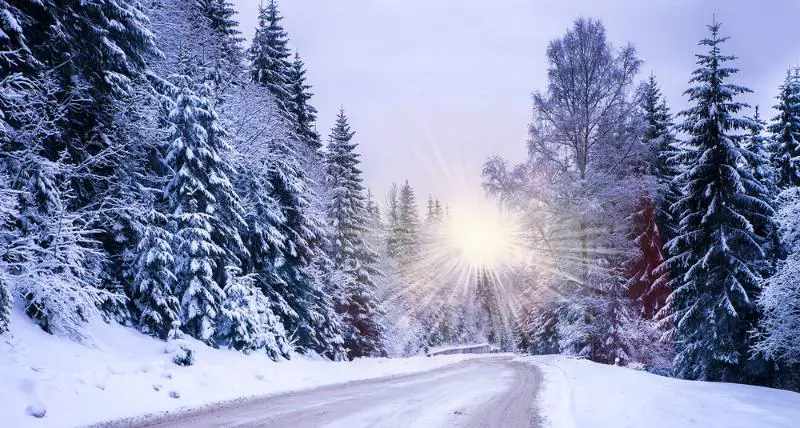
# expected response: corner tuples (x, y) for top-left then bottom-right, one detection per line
(1, 0), (800, 394)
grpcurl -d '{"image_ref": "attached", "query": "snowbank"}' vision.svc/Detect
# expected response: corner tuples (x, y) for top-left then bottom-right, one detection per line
(522, 355), (800, 428)
(0, 309), (481, 428)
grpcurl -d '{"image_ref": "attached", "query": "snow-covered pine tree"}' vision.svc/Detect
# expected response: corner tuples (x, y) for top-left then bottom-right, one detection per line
(630, 75), (679, 319)
(248, 0), (296, 121)
(396, 180), (421, 264)
(132, 209), (180, 340)
(163, 61), (246, 344)
(214, 267), (290, 358)
(641, 74), (681, 245)
(667, 21), (774, 382)
(365, 189), (381, 221)
(746, 106), (781, 278)
(325, 109), (386, 358)
(386, 183), (402, 257)
(288, 53), (321, 151)
(426, 196), (436, 224)
(770, 69), (800, 189)
(197, 0), (242, 45)
(223, 81), (322, 359)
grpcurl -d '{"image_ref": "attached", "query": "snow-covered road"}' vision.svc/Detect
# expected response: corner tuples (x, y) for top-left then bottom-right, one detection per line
(123, 356), (542, 428)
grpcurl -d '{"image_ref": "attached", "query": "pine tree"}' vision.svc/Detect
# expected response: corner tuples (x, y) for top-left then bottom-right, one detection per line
(667, 21), (774, 382)
(264, 115), (331, 354)
(288, 53), (321, 151)
(640, 74), (681, 244)
(325, 109), (386, 358)
(163, 62), (246, 343)
(769, 69), (800, 189)
(434, 200), (444, 222)
(631, 75), (678, 318)
(426, 196), (436, 224)
(746, 106), (781, 277)
(396, 180), (421, 263)
(197, 0), (242, 44)
(132, 209), (180, 340)
(214, 268), (289, 358)
(386, 184), (402, 257)
(248, 0), (296, 119)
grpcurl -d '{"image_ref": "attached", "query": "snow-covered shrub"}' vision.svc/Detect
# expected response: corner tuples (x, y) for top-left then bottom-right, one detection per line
(168, 342), (195, 367)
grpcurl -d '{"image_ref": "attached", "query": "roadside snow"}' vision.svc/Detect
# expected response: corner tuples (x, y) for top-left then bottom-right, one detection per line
(521, 355), (800, 428)
(0, 309), (482, 428)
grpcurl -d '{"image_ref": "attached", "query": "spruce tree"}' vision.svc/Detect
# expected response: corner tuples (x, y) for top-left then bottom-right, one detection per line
(397, 180), (421, 263)
(288, 53), (321, 151)
(263, 117), (331, 354)
(746, 106), (781, 277)
(641, 74), (681, 244)
(633, 75), (678, 318)
(214, 268), (289, 358)
(769, 69), (800, 189)
(248, 0), (296, 119)
(164, 62), (246, 343)
(668, 21), (774, 382)
(325, 110), (386, 358)
(132, 209), (180, 340)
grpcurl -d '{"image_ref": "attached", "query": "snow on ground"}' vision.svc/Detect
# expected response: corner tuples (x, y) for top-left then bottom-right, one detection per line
(522, 355), (800, 428)
(0, 309), (483, 428)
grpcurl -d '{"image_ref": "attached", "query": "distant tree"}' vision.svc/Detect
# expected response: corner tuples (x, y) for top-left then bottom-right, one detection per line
(770, 70), (800, 189)
(396, 180), (421, 264)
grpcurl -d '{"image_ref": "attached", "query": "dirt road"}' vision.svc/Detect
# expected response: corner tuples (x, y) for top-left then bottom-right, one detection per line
(128, 356), (542, 428)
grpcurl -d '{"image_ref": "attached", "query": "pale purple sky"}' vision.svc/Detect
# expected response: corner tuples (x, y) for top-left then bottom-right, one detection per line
(231, 0), (800, 208)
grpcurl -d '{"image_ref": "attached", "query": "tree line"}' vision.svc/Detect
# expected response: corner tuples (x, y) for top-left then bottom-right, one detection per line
(0, 0), (395, 361)
(484, 18), (800, 390)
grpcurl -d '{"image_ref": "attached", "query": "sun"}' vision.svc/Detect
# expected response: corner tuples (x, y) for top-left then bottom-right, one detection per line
(445, 204), (522, 269)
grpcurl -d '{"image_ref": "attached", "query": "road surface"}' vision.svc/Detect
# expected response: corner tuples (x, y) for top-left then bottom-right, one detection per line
(128, 356), (542, 428)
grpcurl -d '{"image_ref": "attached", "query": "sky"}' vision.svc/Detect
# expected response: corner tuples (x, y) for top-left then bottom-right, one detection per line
(231, 0), (800, 211)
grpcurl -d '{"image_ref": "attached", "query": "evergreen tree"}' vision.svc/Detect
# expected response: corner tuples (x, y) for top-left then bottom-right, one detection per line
(426, 196), (436, 224)
(325, 110), (386, 358)
(288, 53), (321, 151)
(632, 75), (678, 319)
(197, 0), (242, 44)
(386, 184), (402, 257)
(265, 122), (331, 354)
(248, 0), (296, 119)
(667, 21), (774, 382)
(163, 63), (246, 343)
(396, 180), (421, 263)
(746, 106), (781, 277)
(769, 69), (800, 189)
(640, 74), (681, 244)
(434, 199), (444, 222)
(365, 189), (381, 221)
(214, 268), (289, 358)
(132, 209), (180, 340)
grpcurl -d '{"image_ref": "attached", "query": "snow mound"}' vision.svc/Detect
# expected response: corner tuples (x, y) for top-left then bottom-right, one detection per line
(521, 355), (800, 428)
(0, 309), (481, 428)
